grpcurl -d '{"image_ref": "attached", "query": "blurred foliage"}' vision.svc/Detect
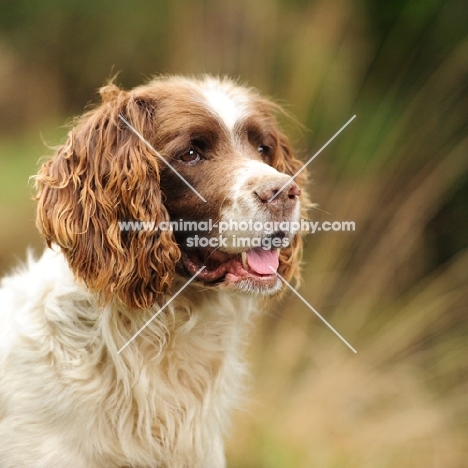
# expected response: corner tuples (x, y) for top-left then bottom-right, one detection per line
(0, 0), (467, 466)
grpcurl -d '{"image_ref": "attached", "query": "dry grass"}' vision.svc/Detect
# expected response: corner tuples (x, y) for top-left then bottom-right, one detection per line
(226, 1), (468, 466)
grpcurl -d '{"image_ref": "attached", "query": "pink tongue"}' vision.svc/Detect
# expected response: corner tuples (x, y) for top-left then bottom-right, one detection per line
(246, 248), (279, 275)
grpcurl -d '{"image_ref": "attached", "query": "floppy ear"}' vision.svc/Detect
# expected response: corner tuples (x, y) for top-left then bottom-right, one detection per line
(36, 84), (180, 309)
(273, 130), (308, 284)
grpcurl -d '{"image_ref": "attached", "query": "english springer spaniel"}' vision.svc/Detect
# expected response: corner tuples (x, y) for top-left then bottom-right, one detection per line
(0, 76), (305, 467)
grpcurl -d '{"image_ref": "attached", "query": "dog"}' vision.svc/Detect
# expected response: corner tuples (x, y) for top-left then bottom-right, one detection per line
(0, 76), (305, 467)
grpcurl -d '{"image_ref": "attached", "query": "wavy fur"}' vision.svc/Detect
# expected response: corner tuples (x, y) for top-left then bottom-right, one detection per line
(0, 76), (305, 467)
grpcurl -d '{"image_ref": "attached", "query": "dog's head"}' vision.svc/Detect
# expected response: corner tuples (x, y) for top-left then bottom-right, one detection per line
(36, 76), (306, 309)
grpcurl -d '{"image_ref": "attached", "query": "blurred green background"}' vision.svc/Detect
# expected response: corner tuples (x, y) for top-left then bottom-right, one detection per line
(0, 0), (467, 466)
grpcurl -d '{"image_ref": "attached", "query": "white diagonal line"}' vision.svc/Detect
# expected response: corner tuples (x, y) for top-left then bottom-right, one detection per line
(118, 114), (207, 202)
(271, 267), (357, 353)
(269, 115), (356, 202)
(117, 266), (206, 354)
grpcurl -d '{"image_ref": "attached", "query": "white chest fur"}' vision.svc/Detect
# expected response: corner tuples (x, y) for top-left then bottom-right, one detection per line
(0, 250), (259, 467)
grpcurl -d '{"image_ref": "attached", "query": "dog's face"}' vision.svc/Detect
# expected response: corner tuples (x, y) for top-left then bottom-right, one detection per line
(36, 77), (306, 308)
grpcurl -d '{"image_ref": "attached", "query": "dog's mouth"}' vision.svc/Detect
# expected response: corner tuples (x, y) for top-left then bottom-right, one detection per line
(180, 246), (281, 291)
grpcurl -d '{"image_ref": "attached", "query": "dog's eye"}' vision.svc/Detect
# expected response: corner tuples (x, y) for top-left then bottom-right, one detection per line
(258, 145), (272, 162)
(180, 148), (202, 164)
(258, 145), (271, 155)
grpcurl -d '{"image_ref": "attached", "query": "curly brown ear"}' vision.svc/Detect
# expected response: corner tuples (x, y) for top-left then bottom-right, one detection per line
(273, 130), (308, 285)
(35, 84), (180, 309)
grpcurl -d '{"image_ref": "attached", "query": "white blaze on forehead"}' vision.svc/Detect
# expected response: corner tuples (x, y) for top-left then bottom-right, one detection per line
(200, 81), (249, 132)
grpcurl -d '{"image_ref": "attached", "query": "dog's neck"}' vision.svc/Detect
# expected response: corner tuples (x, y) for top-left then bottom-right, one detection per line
(3, 247), (261, 465)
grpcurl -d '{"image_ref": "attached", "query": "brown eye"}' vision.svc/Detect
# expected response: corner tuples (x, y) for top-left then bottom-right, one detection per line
(258, 145), (272, 162)
(180, 148), (202, 164)
(258, 145), (271, 154)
